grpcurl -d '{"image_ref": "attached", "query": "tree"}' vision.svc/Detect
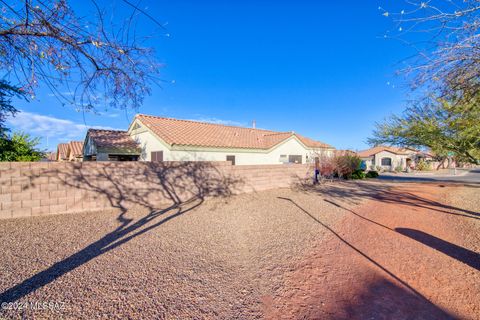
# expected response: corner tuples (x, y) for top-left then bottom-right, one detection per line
(0, 80), (24, 136)
(0, 131), (44, 161)
(369, 91), (480, 164)
(380, 0), (480, 98)
(0, 0), (161, 112)
(372, 1), (480, 164)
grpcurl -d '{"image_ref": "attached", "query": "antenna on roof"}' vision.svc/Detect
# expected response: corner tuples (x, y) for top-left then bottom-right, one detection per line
(252, 120), (256, 129)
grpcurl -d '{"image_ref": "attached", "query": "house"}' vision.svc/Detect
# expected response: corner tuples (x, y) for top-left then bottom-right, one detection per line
(56, 143), (69, 162)
(357, 146), (419, 171)
(83, 129), (141, 161)
(66, 141), (84, 162)
(41, 152), (57, 162)
(128, 114), (334, 165)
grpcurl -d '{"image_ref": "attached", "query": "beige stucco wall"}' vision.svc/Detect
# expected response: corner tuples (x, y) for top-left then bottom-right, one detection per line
(129, 122), (332, 165)
(364, 150), (410, 171)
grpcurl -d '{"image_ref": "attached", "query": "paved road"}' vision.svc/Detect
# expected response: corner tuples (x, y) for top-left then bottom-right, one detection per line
(378, 168), (480, 184)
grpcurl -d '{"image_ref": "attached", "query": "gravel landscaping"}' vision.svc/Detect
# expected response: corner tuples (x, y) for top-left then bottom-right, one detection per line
(0, 187), (350, 319)
(0, 181), (478, 319)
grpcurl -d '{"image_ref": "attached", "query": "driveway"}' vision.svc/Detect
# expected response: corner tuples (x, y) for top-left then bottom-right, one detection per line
(378, 168), (480, 184)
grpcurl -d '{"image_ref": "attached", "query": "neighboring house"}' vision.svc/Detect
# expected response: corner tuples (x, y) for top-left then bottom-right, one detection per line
(83, 129), (141, 161)
(41, 152), (57, 162)
(128, 114), (334, 165)
(66, 141), (84, 162)
(357, 146), (419, 171)
(56, 143), (69, 162)
(47, 152), (57, 161)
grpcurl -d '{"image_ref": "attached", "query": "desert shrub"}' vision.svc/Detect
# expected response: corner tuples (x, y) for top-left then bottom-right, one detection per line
(319, 157), (336, 177)
(416, 159), (431, 171)
(351, 169), (366, 179)
(335, 153), (362, 179)
(366, 170), (379, 178)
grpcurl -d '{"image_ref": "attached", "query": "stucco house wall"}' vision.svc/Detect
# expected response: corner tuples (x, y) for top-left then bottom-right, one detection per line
(130, 121), (332, 165)
(363, 150), (410, 171)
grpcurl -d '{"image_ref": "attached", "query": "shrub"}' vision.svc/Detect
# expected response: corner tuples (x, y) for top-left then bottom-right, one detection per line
(334, 153), (362, 179)
(366, 170), (379, 178)
(394, 165), (403, 173)
(416, 159), (431, 171)
(319, 157), (336, 177)
(0, 132), (43, 162)
(375, 165), (383, 172)
(351, 169), (366, 179)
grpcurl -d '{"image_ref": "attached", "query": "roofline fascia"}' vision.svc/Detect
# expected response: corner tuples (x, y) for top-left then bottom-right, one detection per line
(131, 118), (173, 150)
(169, 136), (334, 154)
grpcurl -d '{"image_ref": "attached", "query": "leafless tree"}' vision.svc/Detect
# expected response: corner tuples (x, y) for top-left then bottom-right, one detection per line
(0, 0), (162, 112)
(380, 0), (480, 97)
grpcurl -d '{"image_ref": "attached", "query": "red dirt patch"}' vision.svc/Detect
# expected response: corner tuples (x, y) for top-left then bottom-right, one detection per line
(267, 182), (480, 319)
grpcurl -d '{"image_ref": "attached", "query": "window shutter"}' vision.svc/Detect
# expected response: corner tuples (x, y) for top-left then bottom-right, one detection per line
(151, 151), (164, 162)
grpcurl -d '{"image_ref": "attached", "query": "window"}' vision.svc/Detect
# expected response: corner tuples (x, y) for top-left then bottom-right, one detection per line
(381, 157), (392, 166)
(279, 154), (288, 163)
(151, 151), (163, 162)
(288, 155), (302, 164)
(226, 155), (235, 165)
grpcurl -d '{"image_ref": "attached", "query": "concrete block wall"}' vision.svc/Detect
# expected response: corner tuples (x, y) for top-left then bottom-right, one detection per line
(0, 161), (311, 219)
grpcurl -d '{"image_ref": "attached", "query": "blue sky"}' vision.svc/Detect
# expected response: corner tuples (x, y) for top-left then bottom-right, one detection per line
(7, 1), (414, 152)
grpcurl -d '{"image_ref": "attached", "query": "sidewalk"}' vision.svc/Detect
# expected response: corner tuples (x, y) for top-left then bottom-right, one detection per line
(382, 168), (469, 178)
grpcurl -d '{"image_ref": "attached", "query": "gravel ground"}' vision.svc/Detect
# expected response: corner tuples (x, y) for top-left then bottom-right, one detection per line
(1, 182), (478, 319)
(268, 181), (480, 319)
(0, 186), (353, 319)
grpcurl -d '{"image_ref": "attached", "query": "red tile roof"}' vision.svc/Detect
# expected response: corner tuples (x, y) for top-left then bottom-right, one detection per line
(57, 143), (68, 160)
(357, 146), (413, 158)
(135, 114), (333, 150)
(67, 141), (83, 157)
(87, 129), (140, 151)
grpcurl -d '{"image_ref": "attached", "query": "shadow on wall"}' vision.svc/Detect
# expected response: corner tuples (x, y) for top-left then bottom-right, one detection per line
(0, 161), (243, 304)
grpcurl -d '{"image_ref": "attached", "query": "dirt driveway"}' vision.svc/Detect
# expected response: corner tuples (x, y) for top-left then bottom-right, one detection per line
(0, 181), (479, 319)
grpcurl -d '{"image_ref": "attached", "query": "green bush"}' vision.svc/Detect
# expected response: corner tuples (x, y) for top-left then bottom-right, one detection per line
(394, 165), (403, 173)
(0, 132), (44, 162)
(366, 170), (379, 178)
(351, 169), (366, 179)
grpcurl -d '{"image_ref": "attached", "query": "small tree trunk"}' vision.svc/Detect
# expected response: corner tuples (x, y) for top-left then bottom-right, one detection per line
(436, 157), (446, 171)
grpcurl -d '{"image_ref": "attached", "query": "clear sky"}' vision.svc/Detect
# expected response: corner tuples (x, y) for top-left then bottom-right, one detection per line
(7, 1), (413, 152)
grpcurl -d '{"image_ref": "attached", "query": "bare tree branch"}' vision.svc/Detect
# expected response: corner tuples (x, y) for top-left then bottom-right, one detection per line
(0, 0), (162, 112)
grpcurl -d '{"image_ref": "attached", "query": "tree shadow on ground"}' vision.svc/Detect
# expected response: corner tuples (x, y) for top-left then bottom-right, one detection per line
(0, 162), (243, 304)
(338, 278), (455, 320)
(396, 228), (480, 271)
(277, 197), (456, 320)
(295, 180), (479, 220)
(324, 198), (479, 272)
